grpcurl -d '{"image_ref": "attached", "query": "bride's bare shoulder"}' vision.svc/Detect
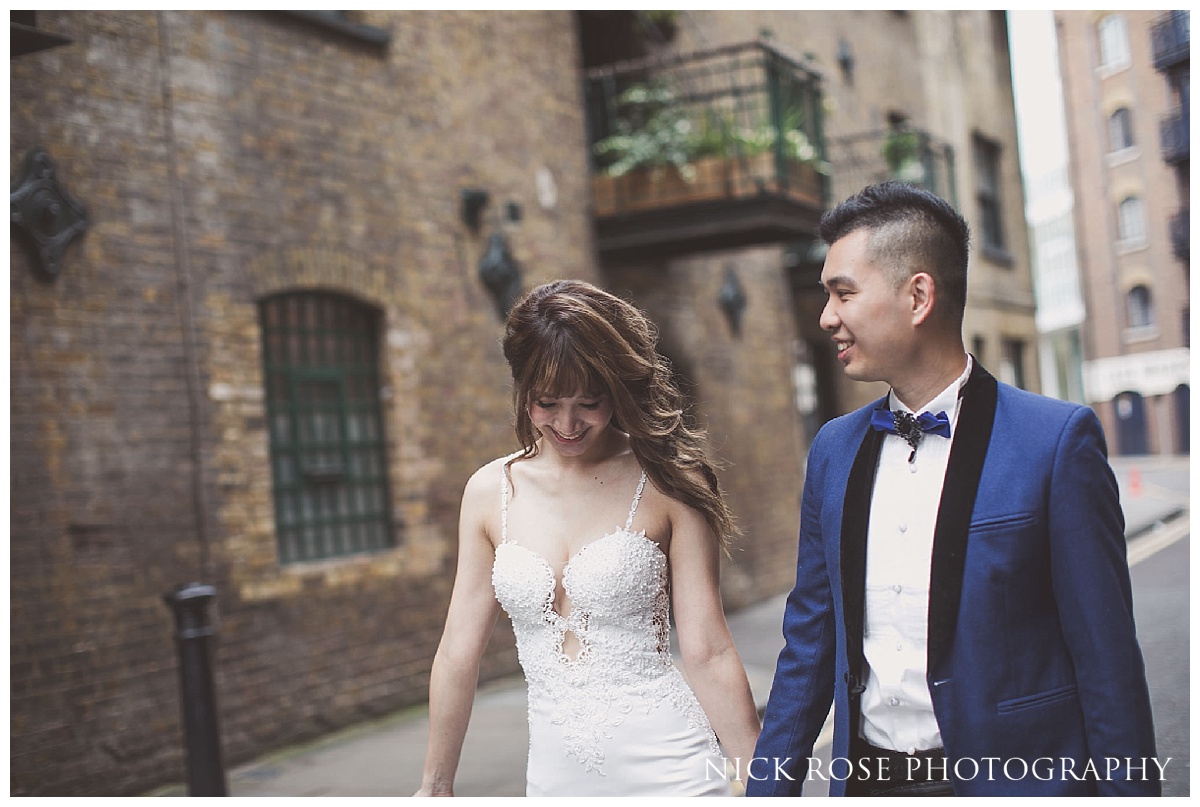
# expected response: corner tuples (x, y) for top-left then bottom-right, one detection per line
(462, 452), (526, 499)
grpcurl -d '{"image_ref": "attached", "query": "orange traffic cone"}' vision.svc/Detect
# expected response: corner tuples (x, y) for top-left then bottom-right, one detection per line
(1129, 466), (1142, 498)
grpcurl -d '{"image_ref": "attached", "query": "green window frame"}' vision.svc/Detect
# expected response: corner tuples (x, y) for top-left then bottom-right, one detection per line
(260, 291), (394, 564)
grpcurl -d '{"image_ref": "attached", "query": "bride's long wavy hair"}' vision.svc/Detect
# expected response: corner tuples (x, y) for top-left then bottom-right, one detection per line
(501, 279), (737, 551)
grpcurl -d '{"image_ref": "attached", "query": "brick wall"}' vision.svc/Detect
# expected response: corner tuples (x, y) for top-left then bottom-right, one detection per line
(674, 10), (1040, 412)
(10, 9), (1041, 796)
(604, 249), (807, 608)
(10, 9), (598, 795)
(11, 11), (203, 794)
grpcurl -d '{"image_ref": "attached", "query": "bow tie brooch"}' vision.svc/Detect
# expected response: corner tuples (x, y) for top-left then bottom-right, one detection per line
(870, 409), (951, 463)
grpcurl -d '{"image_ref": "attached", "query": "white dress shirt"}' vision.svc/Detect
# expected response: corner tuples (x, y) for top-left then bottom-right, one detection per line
(860, 356), (973, 754)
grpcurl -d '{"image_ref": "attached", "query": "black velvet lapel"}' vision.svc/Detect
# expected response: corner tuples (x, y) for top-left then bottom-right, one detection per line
(926, 361), (998, 672)
(840, 398), (887, 716)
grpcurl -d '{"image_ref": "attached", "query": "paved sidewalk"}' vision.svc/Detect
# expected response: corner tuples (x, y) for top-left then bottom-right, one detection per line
(1109, 454), (1190, 539)
(149, 594), (790, 797)
(149, 454), (1188, 797)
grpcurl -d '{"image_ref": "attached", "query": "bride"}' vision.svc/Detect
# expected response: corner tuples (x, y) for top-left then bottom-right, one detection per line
(415, 280), (761, 796)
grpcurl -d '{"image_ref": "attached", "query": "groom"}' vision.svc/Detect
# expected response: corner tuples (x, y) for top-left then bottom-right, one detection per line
(747, 182), (1159, 796)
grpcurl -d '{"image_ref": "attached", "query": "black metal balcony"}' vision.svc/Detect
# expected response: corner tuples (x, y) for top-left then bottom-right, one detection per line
(824, 128), (958, 209)
(583, 40), (828, 261)
(1171, 208), (1189, 262)
(1151, 11), (1189, 71)
(1160, 109), (1190, 165)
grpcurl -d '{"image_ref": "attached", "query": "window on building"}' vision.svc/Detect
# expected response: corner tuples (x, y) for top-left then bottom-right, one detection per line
(1117, 196), (1146, 244)
(1126, 285), (1155, 329)
(260, 291), (395, 564)
(972, 335), (986, 364)
(998, 338), (1027, 390)
(1108, 107), (1134, 151)
(972, 134), (1007, 258)
(1097, 15), (1131, 70)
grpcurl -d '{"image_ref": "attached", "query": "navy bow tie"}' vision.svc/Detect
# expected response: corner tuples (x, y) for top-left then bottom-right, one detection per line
(870, 408), (951, 462)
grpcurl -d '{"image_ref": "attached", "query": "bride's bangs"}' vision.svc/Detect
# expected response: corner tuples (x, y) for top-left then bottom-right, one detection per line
(527, 332), (605, 401)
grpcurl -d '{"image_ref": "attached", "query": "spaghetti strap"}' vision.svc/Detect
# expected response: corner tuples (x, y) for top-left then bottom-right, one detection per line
(500, 451), (522, 545)
(500, 462), (509, 544)
(624, 471), (648, 532)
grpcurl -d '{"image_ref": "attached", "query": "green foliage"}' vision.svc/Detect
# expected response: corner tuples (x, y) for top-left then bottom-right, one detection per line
(729, 103), (831, 174)
(641, 10), (678, 25)
(882, 130), (921, 172)
(592, 80), (699, 181)
(593, 78), (830, 180)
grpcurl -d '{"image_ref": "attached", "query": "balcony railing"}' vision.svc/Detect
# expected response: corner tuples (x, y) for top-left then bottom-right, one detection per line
(583, 40), (828, 259)
(824, 129), (958, 209)
(1151, 10), (1189, 71)
(1160, 109), (1190, 165)
(1170, 208), (1189, 262)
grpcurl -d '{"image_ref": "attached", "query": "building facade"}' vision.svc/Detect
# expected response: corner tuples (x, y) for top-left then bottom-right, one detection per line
(11, 10), (1037, 795)
(1025, 166), (1089, 404)
(1055, 10), (1190, 456)
(651, 10), (1039, 416)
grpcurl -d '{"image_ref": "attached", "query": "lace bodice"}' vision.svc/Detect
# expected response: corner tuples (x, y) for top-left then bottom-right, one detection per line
(491, 460), (718, 774)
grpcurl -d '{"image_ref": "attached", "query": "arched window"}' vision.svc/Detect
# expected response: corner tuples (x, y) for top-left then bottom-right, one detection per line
(1098, 15), (1131, 70)
(260, 291), (395, 563)
(1117, 196), (1146, 243)
(1126, 285), (1154, 329)
(1108, 107), (1134, 151)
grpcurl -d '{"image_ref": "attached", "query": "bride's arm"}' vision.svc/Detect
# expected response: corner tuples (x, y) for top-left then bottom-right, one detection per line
(415, 465), (503, 796)
(667, 501), (762, 768)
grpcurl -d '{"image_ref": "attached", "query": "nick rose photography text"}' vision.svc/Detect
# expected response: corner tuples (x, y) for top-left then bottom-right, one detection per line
(707, 756), (1172, 782)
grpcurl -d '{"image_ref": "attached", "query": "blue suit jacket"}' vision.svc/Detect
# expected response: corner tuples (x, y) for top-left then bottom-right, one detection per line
(747, 363), (1159, 796)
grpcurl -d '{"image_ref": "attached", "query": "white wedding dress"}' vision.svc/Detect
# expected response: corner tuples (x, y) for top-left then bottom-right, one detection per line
(491, 463), (730, 796)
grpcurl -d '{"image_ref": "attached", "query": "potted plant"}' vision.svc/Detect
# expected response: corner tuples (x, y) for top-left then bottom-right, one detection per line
(729, 106), (830, 203)
(882, 129), (925, 182)
(591, 83), (829, 214)
(591, 79), (718, 213)
(639, 10), (679, 43)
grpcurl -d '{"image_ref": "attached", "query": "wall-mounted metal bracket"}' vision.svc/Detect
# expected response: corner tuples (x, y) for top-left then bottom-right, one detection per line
(478, 232), (522, 320)
(718, 265), (747, 336)
(10, 148), (89, 280)
(461, 188), (490, 233)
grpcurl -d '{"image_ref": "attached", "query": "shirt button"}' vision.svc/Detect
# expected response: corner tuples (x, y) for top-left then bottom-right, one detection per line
(896, 642), (903, 651)
(892, 584), (902, 593)
(909, 463), (919, 474)
(898, 522), (908, 533)
(906, 746), (917, 755)
(889, 697), (900, 707)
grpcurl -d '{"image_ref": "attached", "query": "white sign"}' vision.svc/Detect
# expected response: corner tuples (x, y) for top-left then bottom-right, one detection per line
(1082, 348), (1190, 403)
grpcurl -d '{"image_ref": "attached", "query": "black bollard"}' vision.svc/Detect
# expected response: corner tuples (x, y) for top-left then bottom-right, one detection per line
(163, 583), (228, 796)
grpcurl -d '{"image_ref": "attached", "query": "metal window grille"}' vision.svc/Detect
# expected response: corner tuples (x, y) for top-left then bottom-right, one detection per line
(260, 292), (394, 564)
(1150, 11), (1189, 70)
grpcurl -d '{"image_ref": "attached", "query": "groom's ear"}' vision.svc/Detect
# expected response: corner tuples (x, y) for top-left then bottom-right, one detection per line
(909, 272), (936, 326)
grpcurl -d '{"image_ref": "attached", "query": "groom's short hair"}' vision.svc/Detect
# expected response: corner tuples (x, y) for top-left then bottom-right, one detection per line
(819, 181), (971, 327)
